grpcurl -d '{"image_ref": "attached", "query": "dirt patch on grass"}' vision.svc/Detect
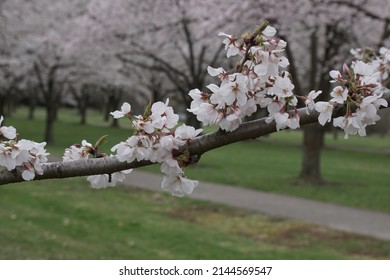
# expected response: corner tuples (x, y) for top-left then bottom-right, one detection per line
(168, 204), (390, 259)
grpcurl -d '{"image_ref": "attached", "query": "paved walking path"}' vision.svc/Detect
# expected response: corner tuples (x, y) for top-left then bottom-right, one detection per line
(123, 170), (390, 240)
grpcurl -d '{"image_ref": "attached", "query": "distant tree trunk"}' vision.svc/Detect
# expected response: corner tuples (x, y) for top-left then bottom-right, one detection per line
(150, 80), (163, 104)
(53, 96), (60, 122)
(44, 102), (56, 144)
(28, 94), (37, 120)
(111, 94), (122, 128)
(103, 95), (113, 122)
(79, 87), (91, 125)
(80, 100), (88, 125)
(34, 62), (61, 144)
(103, 103), (110, 122)
(70, 84), (90, 125)
(102, 87), (123, 127)
(299, 123), (324, 184)
(26, 83), (38, 120)
(5, 90), (15, 117)
(43, 85), (60, 144)
(298, 28), (331, 184)
(0, 89), (13, 117)
(0, 94), (5, 117)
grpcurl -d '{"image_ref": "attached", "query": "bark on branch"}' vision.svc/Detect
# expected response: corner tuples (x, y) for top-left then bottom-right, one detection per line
(0, 92), (389, 186)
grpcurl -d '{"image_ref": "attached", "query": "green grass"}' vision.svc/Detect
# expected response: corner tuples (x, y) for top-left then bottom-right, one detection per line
(0, 178), (389, 259)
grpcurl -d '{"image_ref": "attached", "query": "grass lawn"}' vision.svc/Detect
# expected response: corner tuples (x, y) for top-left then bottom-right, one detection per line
(5, 106), (390, 213)
(0, 178), (389, 259)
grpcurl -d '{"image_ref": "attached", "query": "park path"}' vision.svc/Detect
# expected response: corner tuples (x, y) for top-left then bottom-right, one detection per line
(122, 169), (390, 240)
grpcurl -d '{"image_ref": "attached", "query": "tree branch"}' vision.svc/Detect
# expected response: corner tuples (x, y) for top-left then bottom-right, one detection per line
(1, 91), (389, 186)
(327, 1), (390, 21)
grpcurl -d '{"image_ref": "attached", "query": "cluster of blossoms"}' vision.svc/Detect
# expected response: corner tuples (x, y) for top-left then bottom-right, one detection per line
(188, 22), (318, 132)
(315, 53), (388, 139)
(0, 116), (49, 180)
(63, 138), (132, 188)
(63, 100), (202, 196)
(110, 100), (201, 196)
(351, 47), (390, 86)
(188, 22), (388, 140)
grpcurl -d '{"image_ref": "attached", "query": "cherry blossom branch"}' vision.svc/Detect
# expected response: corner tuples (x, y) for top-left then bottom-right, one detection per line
(1, 90), (388, 187)
(0, 157), (150, 186)
(1, 22), (389, 197)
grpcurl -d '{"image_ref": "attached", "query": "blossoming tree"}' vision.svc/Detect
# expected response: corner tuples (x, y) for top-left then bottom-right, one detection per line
(1, 21), (389, 197)
(91, 0), (241, 128)
(237, 0), (390, 183)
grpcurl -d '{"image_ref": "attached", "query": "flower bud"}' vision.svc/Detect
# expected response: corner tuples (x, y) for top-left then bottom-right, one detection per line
(343, 63), (351, 77)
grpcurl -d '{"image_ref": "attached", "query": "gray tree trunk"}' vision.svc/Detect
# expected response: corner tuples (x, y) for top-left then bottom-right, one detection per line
(299, 123), (324, 184)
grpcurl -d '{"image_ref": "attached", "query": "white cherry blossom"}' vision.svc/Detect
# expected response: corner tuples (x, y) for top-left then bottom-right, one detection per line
(207, 66), (227, 80)
(189, 103), (220, 125)
(273, 112), (289, 131)
(252, 49), (270, 76)
(333, 116), (365, 139)
(0, 143), (17, 170)
(63, 140), (93, 162)
(305, 90), (322, 113)
(315, 102), (334, 125)
(132, 116), (155, 134)
(110, 102), (131, 119)
(330, 86), (348, 104)
(0, 139), (48, 180)
(268, 76), (294, 98)
(111, 135), (152, 163)
(87, 169), (132, 189)
(263, 25), (277, 37)
(161, 174), (199, 197)
(218, 32), (243, 58)
(352, 61), (375, 76)
(150, 99), (179, 130)
(188, 89), (206, 110)
(175, 124), (203, 141)
(330, 70), (341, 81)
(0, 116), (17, 140)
